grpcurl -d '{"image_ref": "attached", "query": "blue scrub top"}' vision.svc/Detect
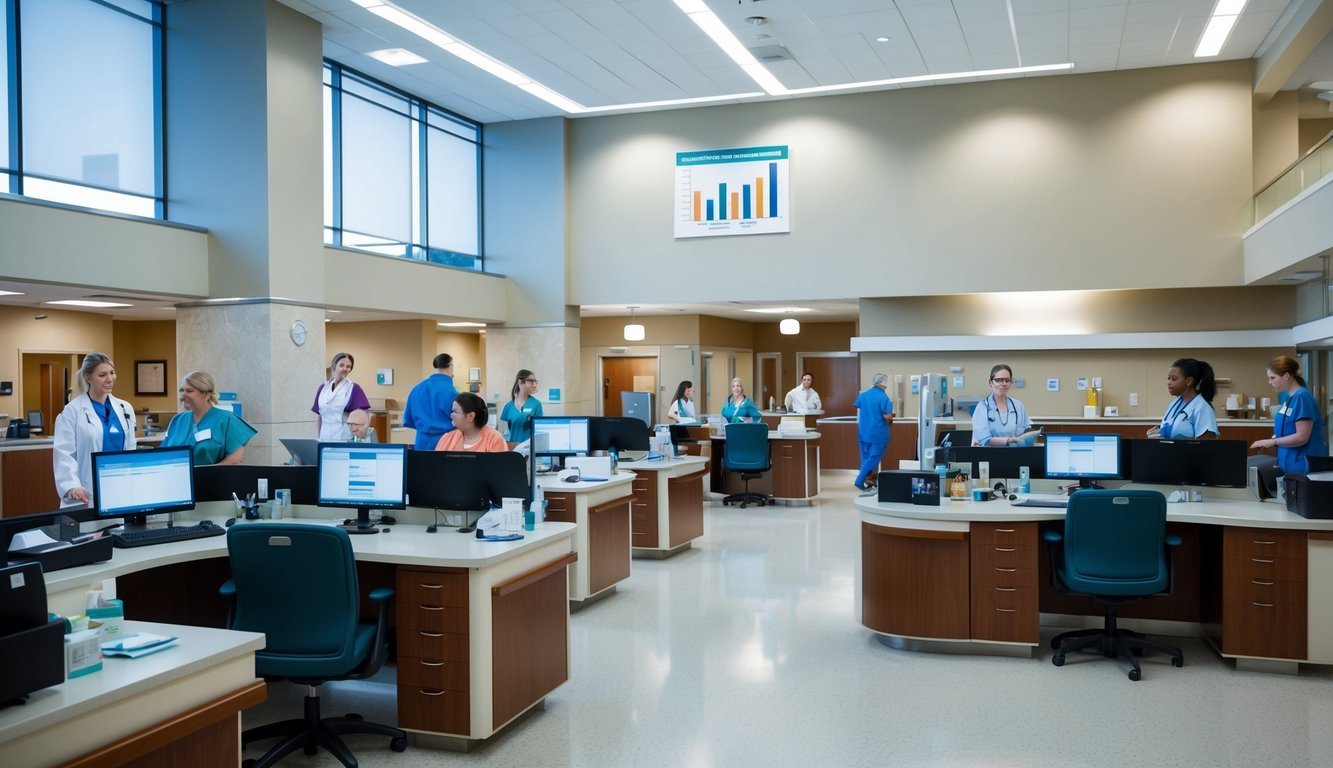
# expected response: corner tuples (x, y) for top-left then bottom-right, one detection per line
(721, 396), (762, 423)
(854, 386), (893, 443)
(1275, 387), (1328, 474)
(971, 394), (1031, 446)
(161, 407), (257, 466)
(403, 373), (459, 451)
(90, 397), (126, 453)
(1159, 394), (1218, 439)
(501, 398), (543, 444)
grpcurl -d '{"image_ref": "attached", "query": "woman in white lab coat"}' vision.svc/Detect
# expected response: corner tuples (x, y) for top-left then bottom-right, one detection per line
(52, 352), (137, 507)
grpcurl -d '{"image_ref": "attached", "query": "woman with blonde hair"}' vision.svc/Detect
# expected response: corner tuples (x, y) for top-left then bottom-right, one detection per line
(161, 370), (257, 465)
(52, 352), (138, 506)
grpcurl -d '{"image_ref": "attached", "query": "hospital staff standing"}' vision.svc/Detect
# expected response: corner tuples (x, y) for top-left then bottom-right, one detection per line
(1149, 358), (1218, 439)
(52, 353), (138, 507)
(971, 364), (1033, 446)
(1251, 355), (1328, 474)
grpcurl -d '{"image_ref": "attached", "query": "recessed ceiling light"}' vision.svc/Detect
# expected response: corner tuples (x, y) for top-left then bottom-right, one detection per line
(876, 37), (890, 43)
(46, 299), (133, 308)
(366, 48), (428, 67)
(744, 306), (813, 315)
(1194, 0), (1248, 57)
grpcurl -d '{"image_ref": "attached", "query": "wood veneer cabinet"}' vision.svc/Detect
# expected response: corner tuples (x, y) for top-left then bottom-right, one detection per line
(666, 471), (705, 546)
(629, 472), (659, 549)
(860, 522), (969, 640)
(588, 496), (632, 595)
(1222, 527), (1307, 660)
(396, 567), (471, 735)
(969, 522), (1039, 643)
(771, 438), (812, 498)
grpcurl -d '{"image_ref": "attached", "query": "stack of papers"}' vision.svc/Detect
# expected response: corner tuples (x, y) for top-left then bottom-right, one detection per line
(101, 632), (178, 658)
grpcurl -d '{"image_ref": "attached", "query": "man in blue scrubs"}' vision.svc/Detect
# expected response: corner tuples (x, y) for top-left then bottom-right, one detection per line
(854, 373), (894, 492)
(403, 353), (458, 451)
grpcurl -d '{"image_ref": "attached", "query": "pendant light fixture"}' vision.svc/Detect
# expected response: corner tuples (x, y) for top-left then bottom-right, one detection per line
(624, 306), (646, 341)
(780, 316), (800, 335)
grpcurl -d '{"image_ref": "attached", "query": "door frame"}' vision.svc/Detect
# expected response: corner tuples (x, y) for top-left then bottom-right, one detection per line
(756, 352), (781, 414)
(595, 353), (660, 417)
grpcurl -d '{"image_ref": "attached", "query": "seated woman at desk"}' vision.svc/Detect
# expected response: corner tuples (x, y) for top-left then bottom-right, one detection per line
(53, 352), (138, 507)
(436, 392), (508, 452)
(1149, 358), (1218, 439)
(161, 370), (257, 465)
(667, 380), (699, 424)
(721, 378), (763, 423)
(1252, 355), (1328, 474)
(971, 364), (1034, 446)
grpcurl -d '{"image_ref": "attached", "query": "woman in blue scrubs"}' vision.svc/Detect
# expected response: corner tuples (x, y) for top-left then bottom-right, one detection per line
(721, 378), (762, 423)
(161, 370), (257, 465)
(971, 364), (1033, 446)
(1151, 358), (1218, 439)
(501, 369), (543, 445)
(1251, 355), (1328, 474)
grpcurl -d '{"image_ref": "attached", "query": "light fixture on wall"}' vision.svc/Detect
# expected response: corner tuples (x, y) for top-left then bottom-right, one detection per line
(624, 306), (645, 341)
(780, 317), (800, 335)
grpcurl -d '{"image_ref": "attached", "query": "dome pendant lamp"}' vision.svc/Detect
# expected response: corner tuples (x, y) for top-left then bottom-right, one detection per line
(624, 306), (646, 341)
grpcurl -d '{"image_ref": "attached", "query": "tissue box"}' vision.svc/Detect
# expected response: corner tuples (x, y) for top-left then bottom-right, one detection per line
(65, 627), (104, 678)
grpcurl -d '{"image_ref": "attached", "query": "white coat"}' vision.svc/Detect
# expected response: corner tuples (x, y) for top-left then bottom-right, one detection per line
(53, 393), (138, 507)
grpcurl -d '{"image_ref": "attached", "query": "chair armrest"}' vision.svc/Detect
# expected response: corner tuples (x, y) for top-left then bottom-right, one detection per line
(218, 580), (236, 629)
(1165, 534), (1182, 548)
(1042, 530), (1063, 543)
(368, 587), (394, 603)
(364, 586), (396, 675)
(219, 579), (235, 597)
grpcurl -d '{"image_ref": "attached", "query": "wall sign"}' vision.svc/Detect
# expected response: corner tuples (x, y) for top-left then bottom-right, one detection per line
(675, 145), (790, 238)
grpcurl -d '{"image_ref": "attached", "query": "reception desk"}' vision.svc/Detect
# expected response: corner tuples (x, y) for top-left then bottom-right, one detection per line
(619, 456), (709, 558)
(855, 493), (1333, 673)
(536, 474), (635, 602)
(38, 513), (578, 747)
(0, 438), (60, 518)
(708, 430), (820, 503)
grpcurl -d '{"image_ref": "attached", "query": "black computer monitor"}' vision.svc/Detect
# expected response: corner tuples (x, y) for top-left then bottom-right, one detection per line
(532, 416), (591, 457)
(589, 416), (650, 453)
(1044, 433), (1122, 490)
(407, 451), (530, 510)
(937, 429), (972, 448)
(1130, 439), (1248, 488)
(947, 445), (1045, 482)
(317, 443), (407, 535)
(91, 447), (196, 529)
(193, 464), (319, 505)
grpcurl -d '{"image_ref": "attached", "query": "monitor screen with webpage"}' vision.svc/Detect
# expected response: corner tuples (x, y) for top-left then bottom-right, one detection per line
(92, 447), (196, 528)
(532, 416), (591, 456)
(317, 443), (407, 535)
(1044, 433), (1122, 489)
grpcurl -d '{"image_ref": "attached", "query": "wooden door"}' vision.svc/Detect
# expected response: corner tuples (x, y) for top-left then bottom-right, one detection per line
(801, 355), (858, 417)
(601, 357), (657, 417)
(758, 356), (778, 413)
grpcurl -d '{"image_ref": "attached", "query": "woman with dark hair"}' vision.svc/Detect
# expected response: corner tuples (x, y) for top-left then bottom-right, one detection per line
(971, 364), (1033, 446)
(500, 369), (543, 444)
(666, 380), (698, 424)
(312, 351), (371, 441)
(1150, 357), (1218, 439)
(436, 392), (508, 453)
(1252, 355), (1328, 473)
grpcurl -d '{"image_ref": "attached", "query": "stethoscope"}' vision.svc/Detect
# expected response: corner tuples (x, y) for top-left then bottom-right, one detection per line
(1162, 396), (1190, 426)
(984, 394), (1018, 426)
(83, 400), (131, 432)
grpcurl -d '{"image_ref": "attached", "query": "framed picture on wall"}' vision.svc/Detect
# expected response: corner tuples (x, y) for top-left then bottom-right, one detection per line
(135, 360), (167, 396)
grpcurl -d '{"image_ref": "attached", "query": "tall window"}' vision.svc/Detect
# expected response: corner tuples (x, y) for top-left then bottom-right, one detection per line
(324, 62), (482, 271)
(2, 0), (163, 218)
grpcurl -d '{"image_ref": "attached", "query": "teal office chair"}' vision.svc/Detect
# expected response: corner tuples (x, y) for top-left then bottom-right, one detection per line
(1044, 489), (1184, 681)
(722, 422), (771, 508)
(223, 524), (407, 768)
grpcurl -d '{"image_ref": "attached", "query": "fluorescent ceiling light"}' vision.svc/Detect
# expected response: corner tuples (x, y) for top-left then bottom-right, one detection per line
(786, 63), (1074, 95)
(1195, 0), (1248, 57)
(673, 0), (787, 95)
(438, 321), (486, 327)
(366, 48), (427, 67)
(745, 306), (813, 314)
(578, 92), (765, 114)
(46, 299), (133, 308)
(0, 290), (24, 296)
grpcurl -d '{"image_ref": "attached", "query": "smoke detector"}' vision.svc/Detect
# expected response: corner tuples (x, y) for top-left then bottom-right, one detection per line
(746, 16), (768, 26)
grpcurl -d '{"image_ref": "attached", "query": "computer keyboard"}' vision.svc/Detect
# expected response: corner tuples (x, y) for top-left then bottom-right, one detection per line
(110, 523), (225, 548)
(1011, 498), (1069, 509)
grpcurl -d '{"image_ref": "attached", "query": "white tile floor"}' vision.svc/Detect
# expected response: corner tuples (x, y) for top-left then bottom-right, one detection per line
(246, 473), (1333, 767)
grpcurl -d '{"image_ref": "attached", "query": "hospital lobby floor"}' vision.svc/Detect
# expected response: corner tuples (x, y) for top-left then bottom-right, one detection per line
(245, 472), (1333, 767)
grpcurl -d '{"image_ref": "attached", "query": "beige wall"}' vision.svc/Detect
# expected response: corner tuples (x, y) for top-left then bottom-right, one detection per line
(324, 321), (481, 409)
(0, 308), (113, 418)
(112, 320), (179, 414)
(754, 321), (857, 389)
(1253, 91), (1300, 193)
(1299, 118), (1333, 155)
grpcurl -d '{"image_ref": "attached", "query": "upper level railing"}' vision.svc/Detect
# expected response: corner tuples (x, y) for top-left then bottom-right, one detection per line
(1254, 129), (1333, 224)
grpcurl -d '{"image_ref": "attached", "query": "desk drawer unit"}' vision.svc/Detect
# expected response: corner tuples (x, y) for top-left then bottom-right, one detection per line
(630, 472), (659, 549)
(1223, 528), (1307, 660)
(396, 567), (471, 735)
(970, 522), (1039, 644)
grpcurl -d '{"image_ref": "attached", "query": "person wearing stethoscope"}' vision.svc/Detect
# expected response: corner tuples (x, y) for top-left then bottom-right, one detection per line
(971, 364), (1033, 446)
(52, 352), (138, 507)
(1148, 358), (1218, 440)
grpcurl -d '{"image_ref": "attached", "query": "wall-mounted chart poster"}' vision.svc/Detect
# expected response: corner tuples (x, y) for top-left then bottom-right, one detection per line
(675, 145), (789, 239)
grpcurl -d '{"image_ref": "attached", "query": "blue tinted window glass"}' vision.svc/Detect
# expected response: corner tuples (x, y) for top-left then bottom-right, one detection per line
(340, 93), (411, 244)
(21, 0), (156, 196)
(426, 127), (479, 256)
(0, 4), (8, 171)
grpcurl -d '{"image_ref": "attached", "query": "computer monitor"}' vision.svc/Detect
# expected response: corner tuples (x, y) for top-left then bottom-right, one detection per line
(1130, 439), (1248, 488)
(91, 447), (196, 529)
(408, 451), (529, 509)
(280, 437), (320, 466)
(947, 445), (1045, 483)
(620, 391), (653, 428)
(589, 416), (651, 454)
(1044, 433), (1122, 490)
(531, 416), (591, 457)
(316, 443), (407, 535)
(937, 429), (973, 448)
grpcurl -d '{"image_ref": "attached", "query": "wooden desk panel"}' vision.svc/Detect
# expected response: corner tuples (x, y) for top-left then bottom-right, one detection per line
(1, 445), (60, 518)
(860, 523), (969, 640)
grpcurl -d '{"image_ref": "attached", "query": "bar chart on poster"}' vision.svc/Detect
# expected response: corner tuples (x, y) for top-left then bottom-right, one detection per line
(675, 145), (789, 238)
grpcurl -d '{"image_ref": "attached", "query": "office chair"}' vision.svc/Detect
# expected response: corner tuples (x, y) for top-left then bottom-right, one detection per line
(222, 524), (407, 767)
(1044, 489), (1184, 681)
(722, 422), (771, 508)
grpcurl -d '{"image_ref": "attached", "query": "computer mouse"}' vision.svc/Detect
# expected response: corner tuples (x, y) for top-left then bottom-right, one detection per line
(381, 527), (390, 533)
(198, 519), (217, 530)
(562, 475), (579, 483)
(380, 515), (398, 525)
(224, 517), (236, 528)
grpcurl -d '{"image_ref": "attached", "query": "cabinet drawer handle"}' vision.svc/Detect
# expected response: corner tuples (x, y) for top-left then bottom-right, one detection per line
(419, 605), (444, 611)
(419, 631), (444, 638)
(1251, 558), (1275, 564)
(417, 583), (444, 590)
(996, 567), (1017, 573)
(1251, 580), (1275, 586)
(994, 528), (1016, 533)
(419, 690), (446, 697)
(996, 547), (1016, 553)
(420, 660), (444, 667)
(1253, 540), (1276, 545)
(994, 587), (1016, 593)
(1252, 602), (1275, 608)
(996, 608), (1017, 613)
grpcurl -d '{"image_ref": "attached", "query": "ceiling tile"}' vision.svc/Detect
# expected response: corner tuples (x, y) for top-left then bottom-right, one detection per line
(911, 23), (967, 45)
(1070, 6), (1127, 29)
(898, 4), (962, 28)
(1070, 24), (1123, 45)
(1014, 11), (1069, 35)
(952, 0), (1009, 22)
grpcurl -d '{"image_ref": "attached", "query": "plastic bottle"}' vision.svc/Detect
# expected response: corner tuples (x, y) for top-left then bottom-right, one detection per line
(936, 464), (948, 500)
(1019, 466), (1031, 495)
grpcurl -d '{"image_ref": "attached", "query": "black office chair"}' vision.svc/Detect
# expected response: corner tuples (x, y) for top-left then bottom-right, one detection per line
(722, 422), (771, 508)
(1044, 489), (1184, 681)
(222, 524), (407, 767)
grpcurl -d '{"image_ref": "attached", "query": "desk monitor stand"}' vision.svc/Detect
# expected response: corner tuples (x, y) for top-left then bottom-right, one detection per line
(341, 508), (380, 535)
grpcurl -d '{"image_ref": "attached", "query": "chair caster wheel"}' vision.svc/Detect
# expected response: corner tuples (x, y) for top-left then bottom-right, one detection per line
(1052, 654), (1065, 667)
(1128, 669), (1141, 681)
(1050, 638), (1061, 651)
(1171, 656), (1184, 668)
(391, 735), (408, 752)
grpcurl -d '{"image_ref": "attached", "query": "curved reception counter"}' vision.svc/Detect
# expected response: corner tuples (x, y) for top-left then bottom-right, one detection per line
(855, 494), (1333, 673)
(708, 430), (821, 504)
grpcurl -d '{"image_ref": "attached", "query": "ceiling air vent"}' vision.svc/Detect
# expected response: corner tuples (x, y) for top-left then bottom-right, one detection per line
(749, 45), (791, 62)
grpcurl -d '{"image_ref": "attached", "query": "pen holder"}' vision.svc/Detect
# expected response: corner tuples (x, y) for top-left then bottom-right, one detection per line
(243, 503), (262, 521)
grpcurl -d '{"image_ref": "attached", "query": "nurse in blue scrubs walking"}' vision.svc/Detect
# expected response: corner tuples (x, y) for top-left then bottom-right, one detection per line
(1150, 358), (1219, 439)
(501, 369), (543, 445)
(1252, 355), (1328, 474)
